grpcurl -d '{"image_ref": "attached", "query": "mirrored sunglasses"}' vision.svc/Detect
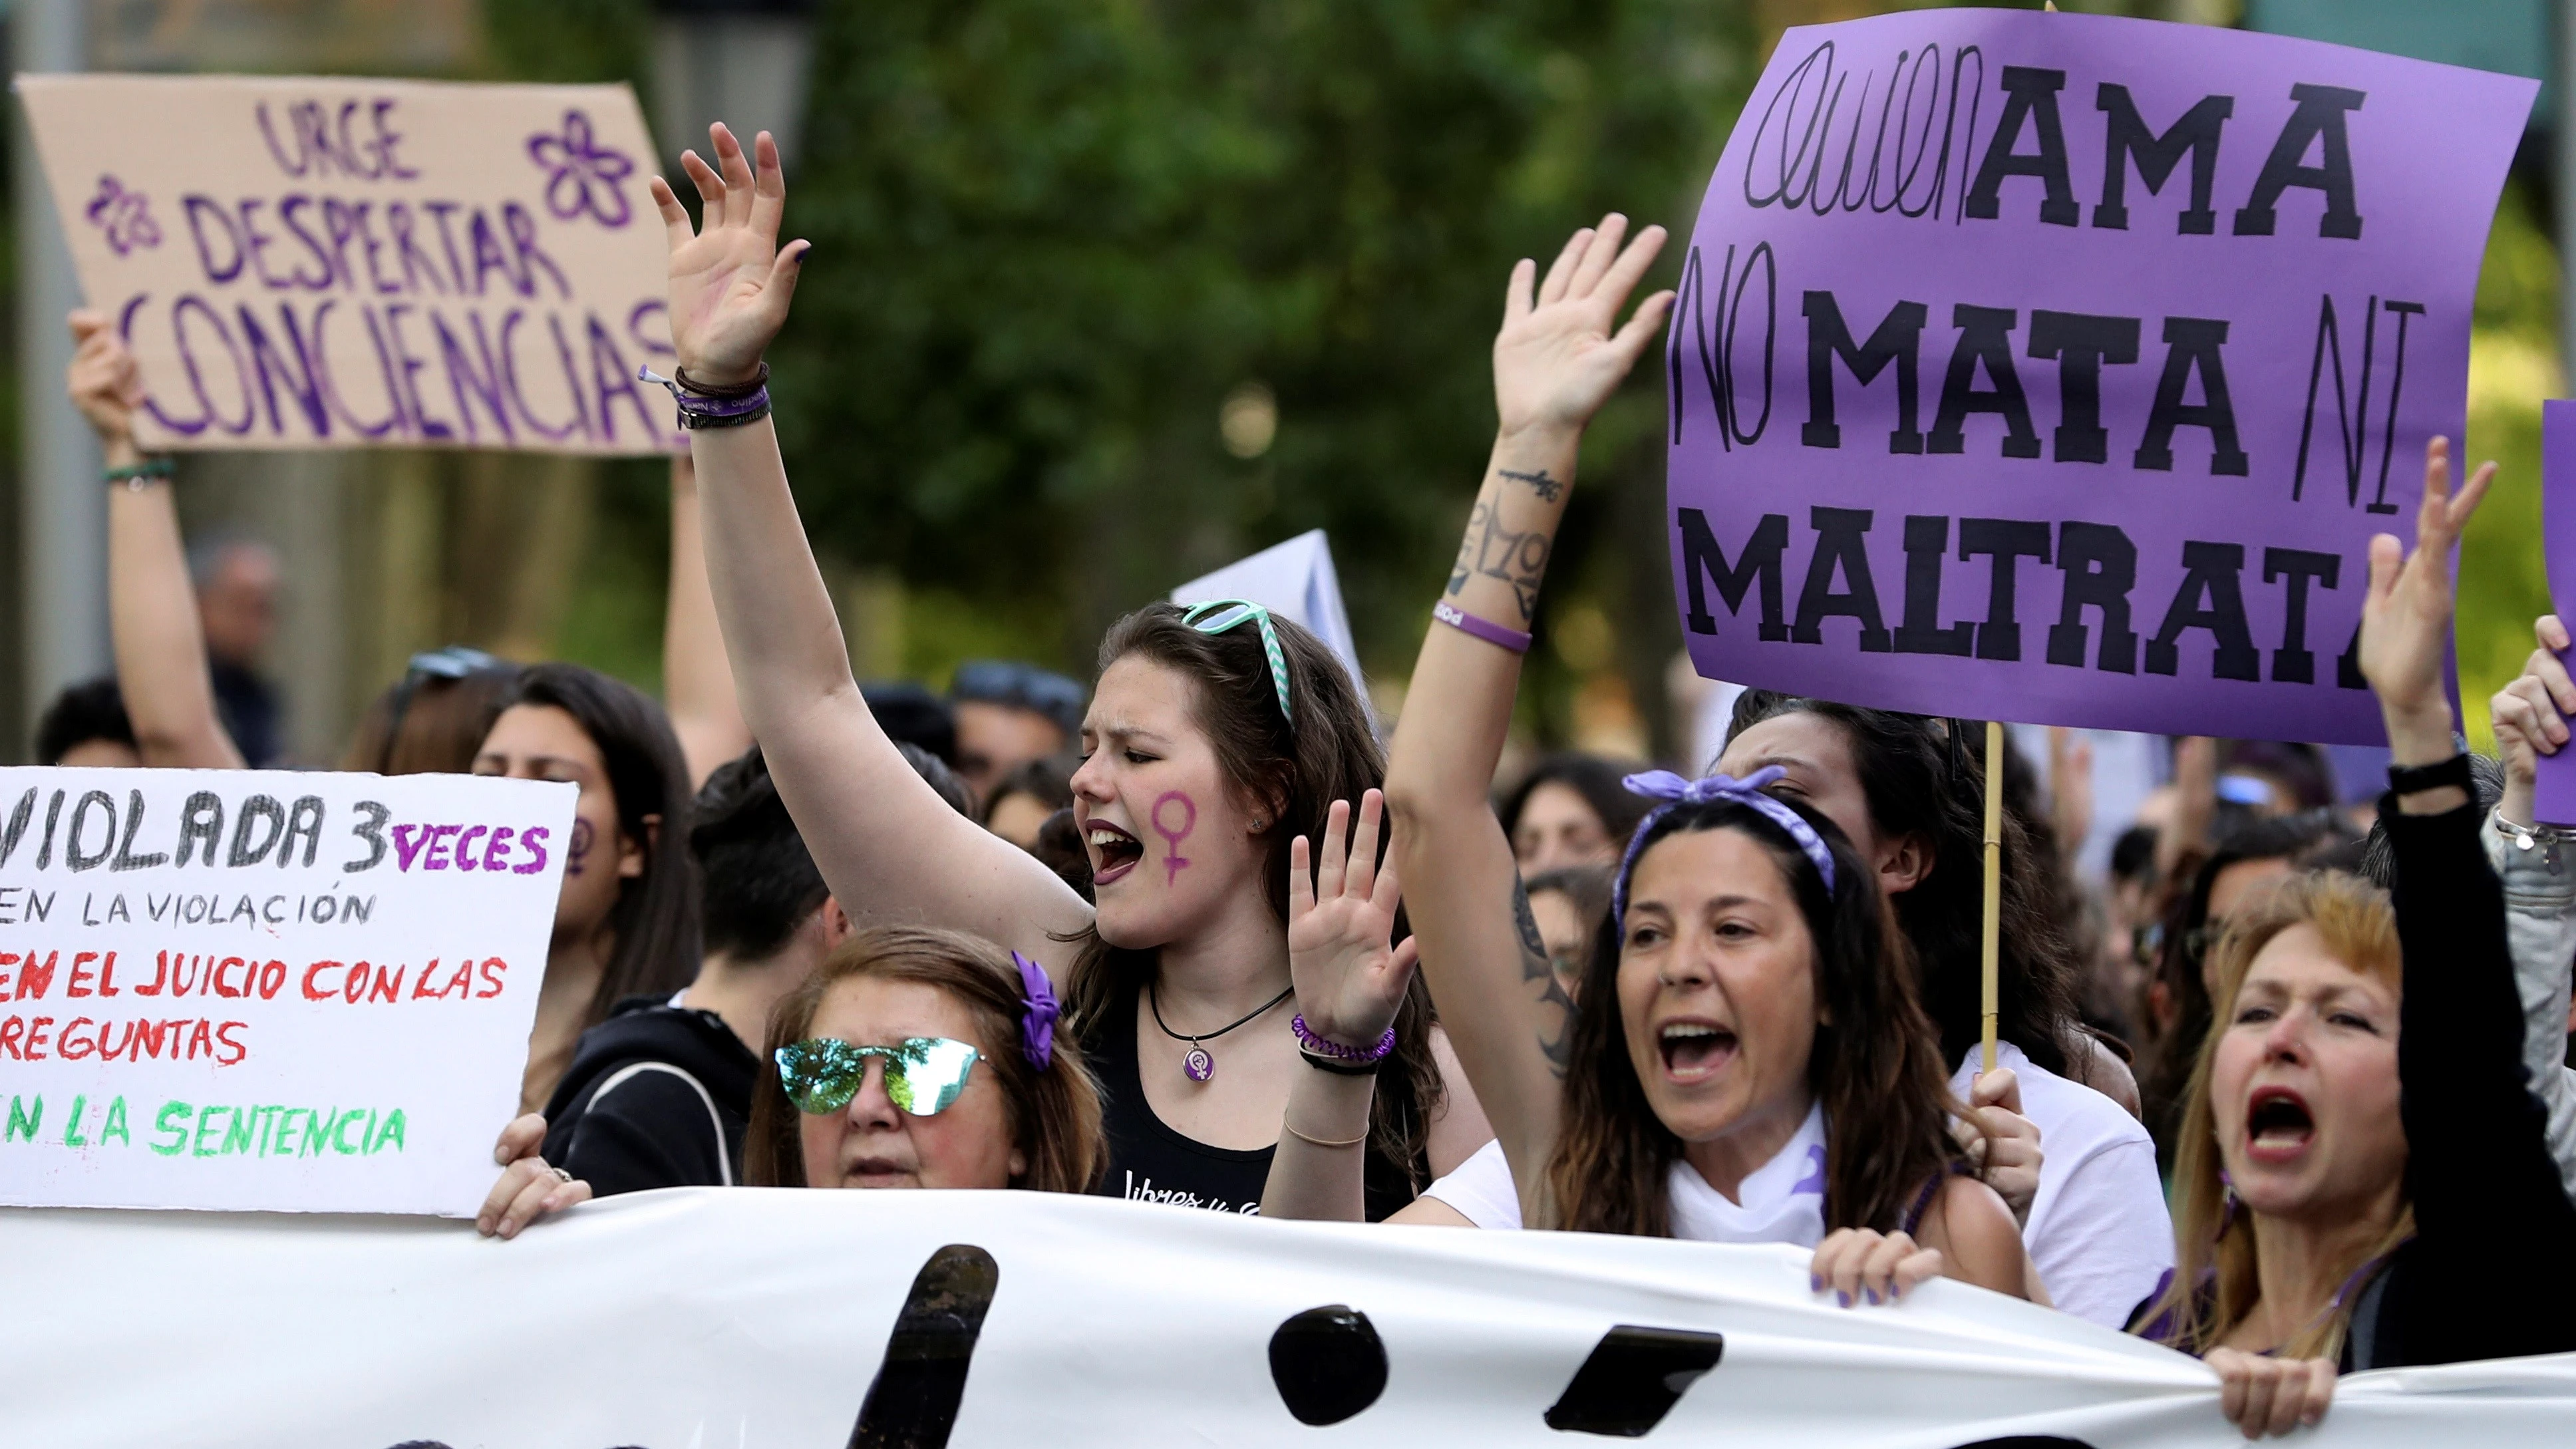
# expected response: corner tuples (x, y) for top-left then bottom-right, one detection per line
(774, 1036), (982, 1117)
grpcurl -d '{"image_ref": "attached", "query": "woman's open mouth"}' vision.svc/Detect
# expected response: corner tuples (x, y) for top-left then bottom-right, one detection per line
(2243, 1086), (2315, 1164)
(1657, 1021), (1739, 1083)
(1086, 820), (1144, 886)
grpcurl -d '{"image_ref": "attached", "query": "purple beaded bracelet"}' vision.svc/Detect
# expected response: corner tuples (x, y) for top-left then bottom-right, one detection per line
(1291, 1013), (1398, 1063)
(1432, 599), (1532, 654)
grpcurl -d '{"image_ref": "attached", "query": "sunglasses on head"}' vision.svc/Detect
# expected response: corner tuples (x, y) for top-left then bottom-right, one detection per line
(377, 645), (515, 773)
(774, 1036), (983, 1117)
(950, 660), (1086, 724)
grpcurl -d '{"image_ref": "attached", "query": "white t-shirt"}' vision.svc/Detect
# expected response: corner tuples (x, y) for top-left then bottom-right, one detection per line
(1950, 1041), (2172, 1329)
(1422, 1102), (1828, 1248)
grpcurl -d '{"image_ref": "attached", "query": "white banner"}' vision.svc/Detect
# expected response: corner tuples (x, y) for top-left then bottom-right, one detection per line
(0, 768), (570, 1215)
(3, 1188), (2570, 1447)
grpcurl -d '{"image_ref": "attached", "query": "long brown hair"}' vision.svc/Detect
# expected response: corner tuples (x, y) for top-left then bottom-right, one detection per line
(342, 665), (521, 774)
(2144, 870), (2411, 1359)
(1542, 795), (1971, 1237)
(1058, 602), (1442, 1181)
(747, 925), (1106, 1194)
(496, 664), (703, 1033)
(1727, 694), (2082, 1076)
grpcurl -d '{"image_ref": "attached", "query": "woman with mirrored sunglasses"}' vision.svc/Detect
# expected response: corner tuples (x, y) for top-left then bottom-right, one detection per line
(482, 925), (1102, 1231)
(744, 925), (1104, 1192)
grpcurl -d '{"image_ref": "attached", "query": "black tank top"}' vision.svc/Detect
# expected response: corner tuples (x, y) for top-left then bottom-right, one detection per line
(1088, 981), (1423, 1220)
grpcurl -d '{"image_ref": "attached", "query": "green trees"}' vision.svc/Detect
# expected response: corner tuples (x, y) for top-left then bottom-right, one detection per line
(775, 1), (1754, 742)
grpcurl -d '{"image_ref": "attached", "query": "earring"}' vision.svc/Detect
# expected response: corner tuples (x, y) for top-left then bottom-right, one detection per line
(1251, 817), (1268, 831)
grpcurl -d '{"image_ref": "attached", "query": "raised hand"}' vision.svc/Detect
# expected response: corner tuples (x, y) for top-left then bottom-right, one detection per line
(2358, 436), (2494, 746)
(1492, 215), (1674, 440)
(2492, 615), (2576, 806)
(1287, 790), (1417, 1049)
(651, 123), (809, 387)
(66, 308), (142, 456)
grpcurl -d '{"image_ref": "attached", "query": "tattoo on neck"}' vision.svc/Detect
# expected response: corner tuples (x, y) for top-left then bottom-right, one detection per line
(1500, 468), (1563, 502)
(1444, 499), (1552, 623)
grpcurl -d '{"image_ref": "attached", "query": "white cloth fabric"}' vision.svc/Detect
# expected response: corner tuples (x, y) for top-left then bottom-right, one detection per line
(1422, 1102), (1828, 1249)
(1426, 1049), (2169, 1331)
(1949, 1041), (2172, 1329)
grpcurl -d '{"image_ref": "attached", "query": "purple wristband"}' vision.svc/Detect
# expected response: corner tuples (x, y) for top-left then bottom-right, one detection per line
(1432, 599), (1531, 653)
(1291, 1013), (1398, 1063)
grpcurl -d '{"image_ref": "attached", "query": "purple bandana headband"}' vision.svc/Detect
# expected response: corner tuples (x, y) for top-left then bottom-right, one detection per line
(1611, 766), (1839, 926)
(1012, 951), (1060, 1070)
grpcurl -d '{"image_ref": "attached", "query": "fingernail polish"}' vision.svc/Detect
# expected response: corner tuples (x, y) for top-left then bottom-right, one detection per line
(1837, 1291), (1850, 1308)
(1865, 1287), (1879, 1305)
(1810, 1275), (1822, 1293)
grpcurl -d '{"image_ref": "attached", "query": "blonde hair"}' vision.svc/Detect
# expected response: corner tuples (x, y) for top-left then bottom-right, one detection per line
(2144, 870), (2412, 1359)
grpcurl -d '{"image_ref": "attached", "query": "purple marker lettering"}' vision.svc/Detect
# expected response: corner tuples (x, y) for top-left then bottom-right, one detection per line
(481, 826), (516, 872)
(456, 824), (488, 871)
(422, 824), (462, 870)
(1151, 792), (1197, 887)
(512, 826), (550, 876)
(498, 310), (579, 440)
(391, 824), (429, 872)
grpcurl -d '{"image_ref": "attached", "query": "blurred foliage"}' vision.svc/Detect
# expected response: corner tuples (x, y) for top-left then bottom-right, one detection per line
(770, 0), (1757, 746)
(2459, 176), (2561, 751)
(478, 0), (653, 86)
(478, 0), (2563, 759)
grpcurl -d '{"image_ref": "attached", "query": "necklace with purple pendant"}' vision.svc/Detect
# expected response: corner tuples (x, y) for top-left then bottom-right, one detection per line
(1149, 981), (1295, 1082)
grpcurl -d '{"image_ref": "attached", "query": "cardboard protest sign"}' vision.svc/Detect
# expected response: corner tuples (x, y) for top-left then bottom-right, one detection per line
(0, 768), (569, 1215)
(1173, 530), (1369, 697)
(7, 1190), (2576, 1447)
(1665, 11), (2534, 744)
(2533, 400), (2576, 823)
(17, 75), (678, 455)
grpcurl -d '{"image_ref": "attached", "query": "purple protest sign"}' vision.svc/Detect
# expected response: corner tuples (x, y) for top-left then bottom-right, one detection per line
(1666, 10), (2533, 744)
(2531, 401), (2576, 823)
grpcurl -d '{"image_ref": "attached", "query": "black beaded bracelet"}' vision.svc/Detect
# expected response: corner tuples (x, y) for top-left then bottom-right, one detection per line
(674, 362), (768, 399)
(1300, 1050), (1382, 1077)
(2386, 753), (2472, 796)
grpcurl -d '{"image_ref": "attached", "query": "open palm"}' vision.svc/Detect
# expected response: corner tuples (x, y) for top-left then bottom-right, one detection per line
(1287, 791), (1417, 1048)
(2358, 436), (2494, 725)
(1492, 214), (1675, 438)
(651, 123), (808, 385)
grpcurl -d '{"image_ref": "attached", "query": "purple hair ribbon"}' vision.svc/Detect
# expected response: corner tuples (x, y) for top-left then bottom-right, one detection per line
(1611, 766), (1838, 926)
(1013, 951), (1060, 1070)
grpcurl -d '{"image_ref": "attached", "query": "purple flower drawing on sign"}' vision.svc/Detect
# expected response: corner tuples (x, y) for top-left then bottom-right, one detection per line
(84, 175), (161, 255)
(526, 109), (635, 228)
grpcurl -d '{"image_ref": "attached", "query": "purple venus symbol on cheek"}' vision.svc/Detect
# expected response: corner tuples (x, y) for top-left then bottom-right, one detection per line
(1151, 791), (1197, 887)
(566, 817), (595, 878)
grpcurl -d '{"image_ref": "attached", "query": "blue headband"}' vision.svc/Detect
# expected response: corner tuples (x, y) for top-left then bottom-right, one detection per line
(1610, 767), (1840, 927)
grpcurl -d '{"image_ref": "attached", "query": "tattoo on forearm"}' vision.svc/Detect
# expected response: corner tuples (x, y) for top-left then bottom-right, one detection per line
(1516, 882), (1575, 1078)
(1499, 468), (1563, 502)
(1444, 500), (1552, 623)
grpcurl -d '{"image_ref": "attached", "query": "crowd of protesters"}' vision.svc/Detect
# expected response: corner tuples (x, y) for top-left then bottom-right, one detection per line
(29, 123), (2576, 1438)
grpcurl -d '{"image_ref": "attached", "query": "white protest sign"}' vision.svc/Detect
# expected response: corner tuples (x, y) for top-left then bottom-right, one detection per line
(17, 74), (678, 455)
(0, 768), (569, 1215)
(5, 1188), (2573, 1448)
(1173, 529), (1368, 696)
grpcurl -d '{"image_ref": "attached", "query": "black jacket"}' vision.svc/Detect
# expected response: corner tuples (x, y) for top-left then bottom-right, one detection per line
(540, 995), (758, 1196)
(2360, 797), (2576, 1368)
